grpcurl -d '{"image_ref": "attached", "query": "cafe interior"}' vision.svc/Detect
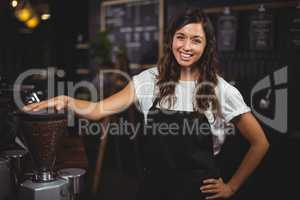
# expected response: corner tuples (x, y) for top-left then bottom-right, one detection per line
(0, 0), (299, 200)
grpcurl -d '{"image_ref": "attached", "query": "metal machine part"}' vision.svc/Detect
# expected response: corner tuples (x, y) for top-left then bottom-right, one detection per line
(58, 168), (86, 200)
(19, 178), (69, 200)
(1, 149), (28, 193)
(0, 157), (12, 200)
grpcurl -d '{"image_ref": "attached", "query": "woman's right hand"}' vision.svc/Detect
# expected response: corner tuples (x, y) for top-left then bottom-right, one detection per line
(23, 95), (70, 112)
(22, 81), (136, 120)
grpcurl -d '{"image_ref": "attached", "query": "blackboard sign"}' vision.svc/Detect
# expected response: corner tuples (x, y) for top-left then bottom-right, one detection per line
(101, 0), (164, 69)
(288, 7), (300, 49)
(217, 13), (238, 51)
(249, 10), (274, 50)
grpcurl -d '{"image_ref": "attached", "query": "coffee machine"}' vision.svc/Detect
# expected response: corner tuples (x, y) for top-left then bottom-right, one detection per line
(16, 110), (70, 200)
(0, 157), (12, 200)
(1, 149), (28, 194)
(58, 168), (86, 200)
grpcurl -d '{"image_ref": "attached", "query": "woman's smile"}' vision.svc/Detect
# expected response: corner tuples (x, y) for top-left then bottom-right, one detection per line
(172, 23), (207, 68)
(180, 51), (193, 61)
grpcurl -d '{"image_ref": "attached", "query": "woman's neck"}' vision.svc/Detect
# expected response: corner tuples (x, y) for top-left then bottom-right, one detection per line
(180, 68), (200, 81)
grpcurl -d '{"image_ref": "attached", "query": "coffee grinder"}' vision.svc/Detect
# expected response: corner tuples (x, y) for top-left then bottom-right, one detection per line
(16, 110), (69, 200)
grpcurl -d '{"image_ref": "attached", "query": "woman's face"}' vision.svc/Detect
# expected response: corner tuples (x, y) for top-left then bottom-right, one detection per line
(172, 23), (207, 69)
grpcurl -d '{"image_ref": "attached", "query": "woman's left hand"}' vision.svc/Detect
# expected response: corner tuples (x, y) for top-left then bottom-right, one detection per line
(200, 178), (235, 199)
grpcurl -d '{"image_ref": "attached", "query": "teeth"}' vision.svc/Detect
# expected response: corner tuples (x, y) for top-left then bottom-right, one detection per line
(180, 53), (192, 59)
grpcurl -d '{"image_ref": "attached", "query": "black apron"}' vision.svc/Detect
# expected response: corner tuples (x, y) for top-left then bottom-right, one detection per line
(136, 98), (220, 200)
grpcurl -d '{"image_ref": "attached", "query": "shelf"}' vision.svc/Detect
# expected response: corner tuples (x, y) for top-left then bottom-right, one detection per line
(204, 1), (299, 13)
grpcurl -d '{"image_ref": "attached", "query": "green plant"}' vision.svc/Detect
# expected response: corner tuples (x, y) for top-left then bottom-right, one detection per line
(89, 31), (113, 66)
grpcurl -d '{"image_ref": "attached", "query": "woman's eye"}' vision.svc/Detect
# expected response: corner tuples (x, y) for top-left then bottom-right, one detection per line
(176, 35), (184, 40)
(193, 39), (201, 44)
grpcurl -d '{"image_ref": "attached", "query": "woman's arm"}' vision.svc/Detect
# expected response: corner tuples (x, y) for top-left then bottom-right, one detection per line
(23, 81), (137, 121)
(226, 112), (269, 193)
(201, 112), (269, 199)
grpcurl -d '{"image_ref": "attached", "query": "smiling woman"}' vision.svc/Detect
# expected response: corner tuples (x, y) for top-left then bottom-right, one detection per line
(23, 8), (269, 200)
(156, 8), (220, 115)
(172, 23), (207, 70)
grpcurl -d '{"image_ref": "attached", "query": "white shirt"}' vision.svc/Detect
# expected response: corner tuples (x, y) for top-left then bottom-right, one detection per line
(132, 67), (251, 155)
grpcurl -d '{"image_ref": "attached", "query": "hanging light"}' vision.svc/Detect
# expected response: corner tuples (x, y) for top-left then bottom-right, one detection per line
(14, 1), (34, 22)
(13, 1), (40, 29)
(15, 7), (32, 22)
(26, 16), (39, 29)
(41, 13), (50, 20)
(11, 0), (18, 8)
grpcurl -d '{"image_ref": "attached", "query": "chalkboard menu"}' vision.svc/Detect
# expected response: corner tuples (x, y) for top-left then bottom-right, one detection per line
(217, 13), (238, 51)
(288, 7), (300, 49)
(249, 10), (274, 50)
(101, 0), (163, 68)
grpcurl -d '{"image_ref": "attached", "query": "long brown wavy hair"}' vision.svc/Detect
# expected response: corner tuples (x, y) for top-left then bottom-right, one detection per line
(157, 8), (220, 114)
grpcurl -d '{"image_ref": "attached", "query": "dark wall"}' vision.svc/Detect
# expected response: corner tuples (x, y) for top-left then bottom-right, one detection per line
(0, 0), (89, 83)
(0, 2), (50, 82)
(49, 0), (89, 69)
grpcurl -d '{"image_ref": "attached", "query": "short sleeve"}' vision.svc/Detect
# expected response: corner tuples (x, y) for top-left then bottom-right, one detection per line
(132, 67), (157, 113)
(206, 77), (251, 155)
(221, 84), (251, 123)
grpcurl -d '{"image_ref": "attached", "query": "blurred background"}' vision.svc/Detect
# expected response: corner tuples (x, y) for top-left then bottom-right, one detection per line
(0, 0), (299, 200)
